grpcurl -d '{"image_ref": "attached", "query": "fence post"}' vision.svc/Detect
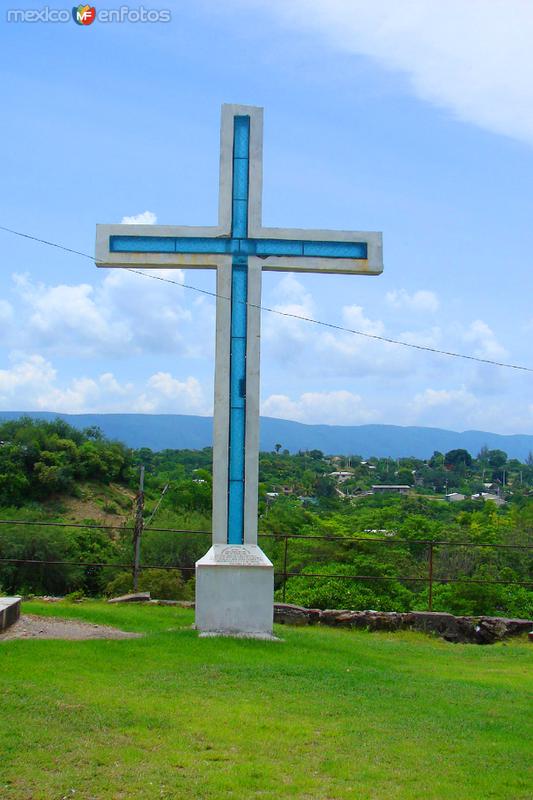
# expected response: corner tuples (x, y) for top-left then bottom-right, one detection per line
(282, 534), (289, 602)
(132, 466), (145, 592)
(428, 542), (434, 612)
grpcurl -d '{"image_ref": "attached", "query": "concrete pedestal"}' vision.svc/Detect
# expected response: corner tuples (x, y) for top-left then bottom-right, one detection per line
(195, 544), (273, 637)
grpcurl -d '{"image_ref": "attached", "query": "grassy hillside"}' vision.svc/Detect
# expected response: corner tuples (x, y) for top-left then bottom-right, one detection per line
(37, 481), (135, 525)
(0, 601), (531, 800)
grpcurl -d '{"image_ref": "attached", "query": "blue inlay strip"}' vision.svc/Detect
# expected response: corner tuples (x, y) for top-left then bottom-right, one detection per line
(171, 237), (230, 254)
(232, 202), (248, 239)
(302, 241), (367, 258)
(231, 117), (249, 239)
(110, 236), (176, 253)
(226, 116), (251, 545)
(110, 235), (368, 260)
(233, 116), (250, 159)
(232, 157), (249, 201)
(227, 259), (248, 544)
(227, 479), (245, 543)
(255, 239), (303, 256)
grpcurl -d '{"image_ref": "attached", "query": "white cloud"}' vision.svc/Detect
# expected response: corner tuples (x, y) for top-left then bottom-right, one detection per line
(245, 0), (533, 145)
(262, 389), (378, 425)
(0, 354), (56, 401)
(408, 386), (481, 429)
(99, 372), (133, 395)
(342, 304), (385, 336)
(412, 387), (478, 413)
(313, 304), (415, 378)
(262, 274), (316, 363)
(0, 353), (208, 415)
(263, 278), (418, 379)
(265, 273), (315, 325)
(463, 319), (507, 360)
(397, 327), (441, 349)
(11, 268), (198, 358)
(0, 300), (13, 323)
(13, 273), (130, 355)
(96, 268), (192, 355)
(407, 385), (533, 433)
(0, 354), (103, 412)
(386, 289), (439, 313)
(135, 373), (208, 414)
(121, 210), (157, 225)
(0, 300), (14, 344)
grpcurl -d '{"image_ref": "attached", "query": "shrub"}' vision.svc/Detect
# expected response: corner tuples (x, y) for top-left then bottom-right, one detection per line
(278, 560), (414, 612)
(427, 581), (533, 618)
(64, 590), (85, 602)
(104, 568), (194, 600)
(0, 525), (84, 596)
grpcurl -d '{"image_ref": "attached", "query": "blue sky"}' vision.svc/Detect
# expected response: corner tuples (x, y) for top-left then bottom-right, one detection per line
(0, 0), (532, 433)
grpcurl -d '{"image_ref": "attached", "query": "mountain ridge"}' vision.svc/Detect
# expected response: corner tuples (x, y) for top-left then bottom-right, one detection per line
(0, 411), (532, 460)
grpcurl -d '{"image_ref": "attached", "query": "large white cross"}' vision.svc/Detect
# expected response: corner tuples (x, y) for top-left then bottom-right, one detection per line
(96, 104), (383, 636)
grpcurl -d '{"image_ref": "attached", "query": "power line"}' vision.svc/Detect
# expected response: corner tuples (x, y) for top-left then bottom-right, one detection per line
(0, 225), (94, 261)
(145, 482), (169, 528)
(1, 223), (532, 373)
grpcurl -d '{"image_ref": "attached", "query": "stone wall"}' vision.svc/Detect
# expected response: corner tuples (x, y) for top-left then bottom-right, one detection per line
(273, 603), (533, 645)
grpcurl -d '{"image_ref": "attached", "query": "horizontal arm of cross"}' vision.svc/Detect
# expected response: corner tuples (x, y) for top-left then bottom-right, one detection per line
(96, 224), (382, 275)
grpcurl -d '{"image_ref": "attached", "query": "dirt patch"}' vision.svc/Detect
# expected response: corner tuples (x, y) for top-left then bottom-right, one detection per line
(39, 482), (136, 527)
(0, 614), (142, 641)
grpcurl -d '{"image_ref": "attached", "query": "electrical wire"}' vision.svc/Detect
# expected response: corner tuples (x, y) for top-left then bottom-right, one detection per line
(1, 223), (531, 373)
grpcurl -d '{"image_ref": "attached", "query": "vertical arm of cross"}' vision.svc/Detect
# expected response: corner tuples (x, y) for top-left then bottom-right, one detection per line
(227, 115), (250, 544)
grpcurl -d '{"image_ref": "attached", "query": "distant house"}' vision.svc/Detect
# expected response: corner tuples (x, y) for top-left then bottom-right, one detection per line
(329, 471), (353, 483)
(371, 485), (410, 495)
(298, 496), (319, 506)
(445, 493), (465, 502)
(471, 492), (505, 506)
(364, 529), (396, 536)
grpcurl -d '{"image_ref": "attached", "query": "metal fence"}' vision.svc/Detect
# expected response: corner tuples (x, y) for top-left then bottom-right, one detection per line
(0, 519), (532, 611)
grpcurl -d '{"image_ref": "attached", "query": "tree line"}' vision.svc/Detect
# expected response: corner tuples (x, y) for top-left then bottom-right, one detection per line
(0, 417), (531, 617)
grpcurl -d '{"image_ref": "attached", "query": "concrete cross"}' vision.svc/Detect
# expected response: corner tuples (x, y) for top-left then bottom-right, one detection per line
(96, 104), (383, 636)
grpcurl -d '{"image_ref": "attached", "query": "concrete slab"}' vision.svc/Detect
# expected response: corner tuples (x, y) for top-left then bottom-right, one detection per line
(0, 597), (21, 632)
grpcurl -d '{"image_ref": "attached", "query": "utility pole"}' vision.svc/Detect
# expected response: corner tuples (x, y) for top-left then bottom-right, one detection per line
(132, 465), (145, 593)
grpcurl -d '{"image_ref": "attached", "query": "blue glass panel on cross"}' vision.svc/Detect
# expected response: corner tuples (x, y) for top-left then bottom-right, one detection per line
(226, 117), (250, 544)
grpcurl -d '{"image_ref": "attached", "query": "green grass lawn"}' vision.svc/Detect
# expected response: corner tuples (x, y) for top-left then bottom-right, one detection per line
(0, 602), (531, 800)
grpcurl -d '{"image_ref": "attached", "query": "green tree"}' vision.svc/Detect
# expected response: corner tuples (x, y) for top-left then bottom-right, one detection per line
(444, 449), (473, 469)
(487, 449), (508, 469)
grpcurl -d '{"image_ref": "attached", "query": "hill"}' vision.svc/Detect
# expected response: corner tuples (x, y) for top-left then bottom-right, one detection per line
(0, 411), (532, 459)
